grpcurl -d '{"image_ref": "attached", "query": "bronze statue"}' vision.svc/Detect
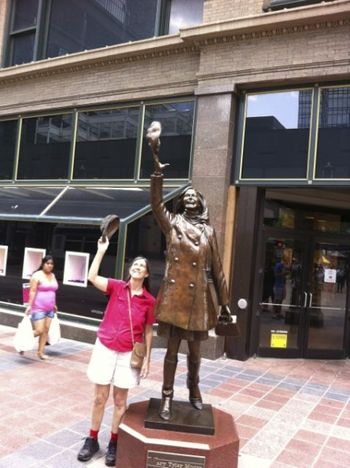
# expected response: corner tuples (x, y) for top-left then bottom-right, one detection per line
(147, 121), (232, 421)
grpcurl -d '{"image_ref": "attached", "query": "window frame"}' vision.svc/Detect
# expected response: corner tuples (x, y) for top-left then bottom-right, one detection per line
(235, 87), (315, 184)
(4, 0), (50, 67)
(0, 117), (20, 181)
(0, 97), (195, 186)
(234, 83), (350, 187)
(3, 0), (204, 67)
(263, 0), (335, 12)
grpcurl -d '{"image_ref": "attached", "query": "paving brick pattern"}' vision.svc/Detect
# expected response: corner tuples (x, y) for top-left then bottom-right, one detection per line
(1, 324), (350, 467)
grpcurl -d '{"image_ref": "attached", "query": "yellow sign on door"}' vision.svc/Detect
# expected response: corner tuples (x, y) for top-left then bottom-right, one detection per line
(270, 332), (288, 348)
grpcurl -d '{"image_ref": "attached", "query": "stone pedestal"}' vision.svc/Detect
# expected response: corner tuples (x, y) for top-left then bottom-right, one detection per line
(145, 398), (215, 435)
(117, 400), (239, 468)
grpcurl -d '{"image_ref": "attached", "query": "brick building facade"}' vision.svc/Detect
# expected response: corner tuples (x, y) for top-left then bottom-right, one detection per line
(0, 0), (350, 360)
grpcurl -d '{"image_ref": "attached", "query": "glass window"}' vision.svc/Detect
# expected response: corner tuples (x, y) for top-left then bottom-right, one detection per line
(264, 198), (350, 234)
(45, 187), (155, 220)
(0, 220), (117, 320)
(7, 0), (203, 66)
(0, 187), (62, 216)
(17, 114), (72, 180)
(263, 0), (334, 11)
(241, 90), (312, 179)
(12, 0), (39, 31)
(74, 108), (139, 179)
(140, 101), (194, 179)
(315, 88), (350, 179)
(168, 0), (203, 34)
(46, 0), (159, 58)
(10, 32), (35, 65)
(0, 121), (18, 180)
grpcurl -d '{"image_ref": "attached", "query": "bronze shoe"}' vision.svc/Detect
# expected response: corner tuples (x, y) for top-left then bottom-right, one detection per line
(159, 390), (173, 421)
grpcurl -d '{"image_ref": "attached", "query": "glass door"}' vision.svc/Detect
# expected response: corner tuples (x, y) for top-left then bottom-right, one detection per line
(304, 239), (349, 358)
(257, 234), (350, 358)
(258, 236), (308, 358)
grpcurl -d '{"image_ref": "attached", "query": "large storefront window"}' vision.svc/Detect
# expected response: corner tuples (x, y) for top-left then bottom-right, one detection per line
(315, 88), (350, 179)
(4, 0), (204, 66)
(0, 183), (184, 320)
(0, 220), (116, 320)
(140, 101), (194, 179)
(1, 98), (193, 183)
(17, 114), (73, 180)
(0, 121), (18, 180)
(74, 108), (139, 179)
(236, 85), (350, 185)
(241, 90), (312, 179)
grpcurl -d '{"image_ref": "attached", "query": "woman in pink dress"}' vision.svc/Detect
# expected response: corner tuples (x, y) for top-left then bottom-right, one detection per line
(24, 255), (58, 360)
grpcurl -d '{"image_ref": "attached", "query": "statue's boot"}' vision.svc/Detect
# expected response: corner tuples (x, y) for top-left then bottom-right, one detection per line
(187, 356), (203, 410)
(159, 357), (177, 421)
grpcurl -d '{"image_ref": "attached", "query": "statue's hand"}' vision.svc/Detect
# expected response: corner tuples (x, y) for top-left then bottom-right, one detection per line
(146, 121), (170, 174)
(146, 121), (161, 143)
(218, 305), (232, 323)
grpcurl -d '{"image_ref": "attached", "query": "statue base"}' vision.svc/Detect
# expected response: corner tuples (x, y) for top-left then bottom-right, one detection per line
(144, 398), (215, 435)
(117, 400), (239, 468)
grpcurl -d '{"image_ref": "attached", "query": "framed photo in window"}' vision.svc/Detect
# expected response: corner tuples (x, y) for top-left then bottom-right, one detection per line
(63, 251), (90, 288)
(22, 248), (46, 279)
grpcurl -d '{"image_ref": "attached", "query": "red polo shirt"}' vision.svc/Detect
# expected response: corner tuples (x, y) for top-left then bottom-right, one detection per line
(97, 279), (156, 352)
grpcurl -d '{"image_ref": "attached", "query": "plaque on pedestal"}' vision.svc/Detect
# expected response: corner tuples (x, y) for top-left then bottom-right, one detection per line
(145, 398), (214, 435)
(117, 401), (239, 468)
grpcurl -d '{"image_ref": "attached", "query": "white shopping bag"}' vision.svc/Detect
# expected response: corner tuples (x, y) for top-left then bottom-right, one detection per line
(13, 316), (35, 352)
(48, 314), (61, 345)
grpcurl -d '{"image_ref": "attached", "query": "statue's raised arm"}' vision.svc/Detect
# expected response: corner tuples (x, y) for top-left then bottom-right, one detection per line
(146, 121), (169, 175)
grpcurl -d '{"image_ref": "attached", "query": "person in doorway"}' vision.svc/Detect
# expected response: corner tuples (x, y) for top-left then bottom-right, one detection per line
(24, 255), (58, 360)
(262, 262), (275, 306)
(147, 121), (231, 421)
(272, 257), (287, 319)
(336, 267), (345, 293)
(77, 238), (155, 466)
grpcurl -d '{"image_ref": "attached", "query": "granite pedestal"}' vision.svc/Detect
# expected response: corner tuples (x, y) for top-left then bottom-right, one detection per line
(116, 400), (239, 468)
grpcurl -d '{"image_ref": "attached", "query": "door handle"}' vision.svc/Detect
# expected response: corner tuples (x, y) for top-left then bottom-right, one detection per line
(303, 291), (308, 308)
(308, 292), (313, 307)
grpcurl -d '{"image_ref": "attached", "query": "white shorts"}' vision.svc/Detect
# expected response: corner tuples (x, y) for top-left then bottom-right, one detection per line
(87, 338), (140, 389)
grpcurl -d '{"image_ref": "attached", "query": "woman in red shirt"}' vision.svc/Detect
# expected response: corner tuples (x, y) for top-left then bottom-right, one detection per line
(77, 238), (155, 466)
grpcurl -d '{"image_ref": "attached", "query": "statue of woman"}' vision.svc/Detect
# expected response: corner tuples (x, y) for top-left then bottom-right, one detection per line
(147, 122), (231, 420)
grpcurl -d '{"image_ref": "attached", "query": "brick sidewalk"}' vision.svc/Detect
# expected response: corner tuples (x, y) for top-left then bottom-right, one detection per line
(0, 324), (350, 467)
